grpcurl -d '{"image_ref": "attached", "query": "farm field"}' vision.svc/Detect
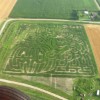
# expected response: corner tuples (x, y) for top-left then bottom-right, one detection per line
(0, 0), (17, 20)
(9, 0), (98, 19)
(85, 25), (100, 75)
(0, 20), (97, 77)
(0, 0), (100, 99)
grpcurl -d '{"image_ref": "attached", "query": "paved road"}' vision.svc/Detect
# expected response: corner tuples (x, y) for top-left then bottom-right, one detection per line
(0, 79), (68, 100)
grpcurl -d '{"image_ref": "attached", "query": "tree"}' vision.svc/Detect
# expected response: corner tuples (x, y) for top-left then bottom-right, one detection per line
(70, 10), (79, 20)
(75, 78), (95, 95)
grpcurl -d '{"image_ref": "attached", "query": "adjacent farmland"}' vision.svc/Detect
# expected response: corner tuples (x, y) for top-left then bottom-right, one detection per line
(0, 20), (97, 77)
(0, 0), (17, 20)
(85, 25), (100, 75)
(9, 0), (98, 19)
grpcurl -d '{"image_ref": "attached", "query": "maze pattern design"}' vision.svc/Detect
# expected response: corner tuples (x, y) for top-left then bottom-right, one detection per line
(4, 22), (96, 76)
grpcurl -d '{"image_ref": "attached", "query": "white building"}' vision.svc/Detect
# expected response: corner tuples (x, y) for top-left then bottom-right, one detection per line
(97, 90), (100, 96)
(84, 11), (89, 15)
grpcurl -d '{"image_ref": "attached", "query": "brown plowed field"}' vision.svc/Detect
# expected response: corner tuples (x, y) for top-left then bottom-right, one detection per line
(85, 24), (100, 75)
(0, 0), (17, 20)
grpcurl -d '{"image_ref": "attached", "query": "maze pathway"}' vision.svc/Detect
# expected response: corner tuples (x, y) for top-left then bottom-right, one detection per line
(1, 21), (97, 77)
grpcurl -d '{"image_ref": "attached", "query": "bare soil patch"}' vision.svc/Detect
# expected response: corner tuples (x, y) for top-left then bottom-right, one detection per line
(85, 24), (100, 74)
(0, 0), (17, 21)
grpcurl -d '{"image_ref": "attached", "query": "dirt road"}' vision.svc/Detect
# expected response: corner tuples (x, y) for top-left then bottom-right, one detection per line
(94, 0), (100, 10)
(0, 79), (68, 100)
(1, 18), (100, 35)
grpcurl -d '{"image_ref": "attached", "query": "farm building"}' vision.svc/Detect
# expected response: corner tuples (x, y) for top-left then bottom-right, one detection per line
(97, 90), (100, 96)
(84, 11), (89, 14)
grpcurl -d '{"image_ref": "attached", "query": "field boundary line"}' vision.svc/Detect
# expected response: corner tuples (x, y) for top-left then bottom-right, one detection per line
(0, 78), (68, 100)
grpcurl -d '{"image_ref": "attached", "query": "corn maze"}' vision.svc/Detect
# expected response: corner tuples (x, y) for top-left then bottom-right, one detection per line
(1, 21), (97, 76)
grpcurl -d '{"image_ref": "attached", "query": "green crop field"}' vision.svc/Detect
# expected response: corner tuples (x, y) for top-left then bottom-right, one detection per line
(9, 0), (98, 19)
(0, 20), (97, 77)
